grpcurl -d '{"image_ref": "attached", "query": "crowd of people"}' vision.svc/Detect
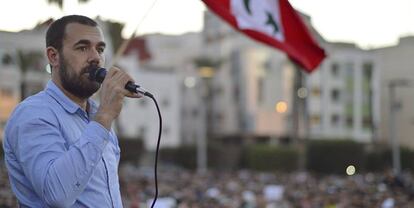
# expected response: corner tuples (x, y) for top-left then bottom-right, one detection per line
(118, 164), (414, 208)
(0, 163), (17, 208)
(1, 162), (414, 207)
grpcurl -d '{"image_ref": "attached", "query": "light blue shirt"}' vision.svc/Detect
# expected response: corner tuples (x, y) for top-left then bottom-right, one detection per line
(3, 80), (123, 207)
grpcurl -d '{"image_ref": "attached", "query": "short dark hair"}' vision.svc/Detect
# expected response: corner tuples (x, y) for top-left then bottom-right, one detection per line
(46, 15), (98, 51)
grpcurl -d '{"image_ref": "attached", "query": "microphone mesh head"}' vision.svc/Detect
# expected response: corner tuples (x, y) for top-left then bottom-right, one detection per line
(88, 66), (106, 83)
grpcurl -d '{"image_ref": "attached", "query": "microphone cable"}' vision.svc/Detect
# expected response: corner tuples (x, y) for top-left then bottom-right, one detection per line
(144, 93), (162, 208)
(80, 0), (162, 204)
(88, 67), (162, 207)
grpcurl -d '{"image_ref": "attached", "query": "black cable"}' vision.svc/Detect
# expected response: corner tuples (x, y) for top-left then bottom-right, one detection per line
(146, 93), (162, 208)
(87, 67), (162, 206)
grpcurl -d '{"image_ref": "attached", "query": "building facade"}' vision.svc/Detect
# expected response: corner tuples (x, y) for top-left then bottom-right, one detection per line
(201, 10), (381, 143)
(0, 30), (49, 140)
(373, 36), (414, 148)
(307, 42), (380, 142)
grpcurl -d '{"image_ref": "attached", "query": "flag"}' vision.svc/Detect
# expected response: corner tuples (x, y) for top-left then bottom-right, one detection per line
(202, 0), (326, 72)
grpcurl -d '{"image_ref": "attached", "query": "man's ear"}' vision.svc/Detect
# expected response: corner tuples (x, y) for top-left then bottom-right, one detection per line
(46, 47), (60, 70)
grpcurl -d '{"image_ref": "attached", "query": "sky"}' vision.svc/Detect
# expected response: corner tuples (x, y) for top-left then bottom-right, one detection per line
(0, 0), (413, 49)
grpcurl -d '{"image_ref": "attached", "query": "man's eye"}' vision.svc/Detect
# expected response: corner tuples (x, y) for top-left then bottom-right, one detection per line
(97, 48), (105, 54)
(78, 46), (87, 52)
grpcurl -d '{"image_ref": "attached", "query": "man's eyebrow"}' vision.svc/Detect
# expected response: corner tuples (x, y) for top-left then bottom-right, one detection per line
(73, 39), (91, 46)
(73, 40), (106, 48)
(97, 41), (106, 48)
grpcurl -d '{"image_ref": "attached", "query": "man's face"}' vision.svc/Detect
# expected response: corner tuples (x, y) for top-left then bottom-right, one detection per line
(58, 23), (106, 99)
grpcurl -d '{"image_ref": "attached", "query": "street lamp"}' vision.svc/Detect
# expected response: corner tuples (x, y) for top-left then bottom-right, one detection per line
(275, 101), (288, 113)
(195, 66), (216, 174)
(388, 79), (412, 176)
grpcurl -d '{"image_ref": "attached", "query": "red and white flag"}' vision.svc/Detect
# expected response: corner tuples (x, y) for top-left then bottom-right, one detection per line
(202, 0), (326, 72)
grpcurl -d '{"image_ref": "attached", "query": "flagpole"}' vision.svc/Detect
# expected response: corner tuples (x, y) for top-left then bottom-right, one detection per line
(109, 0), (159, 67)
(291, 61), (307, 171)
(106, 0), (159, 161)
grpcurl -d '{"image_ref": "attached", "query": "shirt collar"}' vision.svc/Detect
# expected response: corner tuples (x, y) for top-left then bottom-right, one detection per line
(45, 80), (98, 115)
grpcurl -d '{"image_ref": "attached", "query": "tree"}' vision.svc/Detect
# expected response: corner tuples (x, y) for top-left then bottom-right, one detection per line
(47, 0), (90, 10)
(106, 21), (125, 53)
(16, 50), (45, 100)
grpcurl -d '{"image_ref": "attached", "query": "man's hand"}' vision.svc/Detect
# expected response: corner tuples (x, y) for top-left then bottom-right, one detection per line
(94, 67), (142, 129)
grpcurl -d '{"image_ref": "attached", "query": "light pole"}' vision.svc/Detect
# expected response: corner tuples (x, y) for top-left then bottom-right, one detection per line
(388, 79), (411, 176)
(197, 66), (215, 174)
(291, 63), (308, 171)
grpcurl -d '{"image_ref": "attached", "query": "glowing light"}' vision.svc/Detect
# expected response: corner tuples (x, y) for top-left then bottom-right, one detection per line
(275, 101), (288, 113)
(199, 67), (214, 78)
(184, 76), (196, 88)
(297, 87), (308, 98)
(346, 165), (356, 176)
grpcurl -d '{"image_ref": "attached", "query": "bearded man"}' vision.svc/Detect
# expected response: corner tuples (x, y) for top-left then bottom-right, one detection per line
(3, 15), (140, 207)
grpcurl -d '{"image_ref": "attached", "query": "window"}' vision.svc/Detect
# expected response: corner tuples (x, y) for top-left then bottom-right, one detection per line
(331, 63), (340, 76)
(331, 89), (341, 102)
(2, 54), (13, 65)
(346, 116), (353, 128)
(363, 62), (373, 79)
(262, 60), (272, 70)
(362, 116), (372, 130)
(331, 114), (340, 126)
(310, 115), (321, 126)
(363, 62), (373, 92)
(345, 63), (354, 129)
(362, 62), (373, 126)
(311, 87), (321, 97)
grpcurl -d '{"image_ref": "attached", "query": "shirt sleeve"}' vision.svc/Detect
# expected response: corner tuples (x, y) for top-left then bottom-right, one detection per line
(12, 106), (110, 207)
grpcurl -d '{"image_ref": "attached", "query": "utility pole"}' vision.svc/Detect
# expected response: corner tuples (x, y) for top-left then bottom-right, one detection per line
(388, 79), (411, 176)
(291, 63), (307, 171)
(197, 66), (215, 174)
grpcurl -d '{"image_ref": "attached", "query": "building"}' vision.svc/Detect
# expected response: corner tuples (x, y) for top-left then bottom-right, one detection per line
(201, 10), (380, 143)
(201, 10), (304, 140)
(307, 42), (380, 142)
(0, 48), (20, 140)
(0, 30), (49, 140)
(117, 53), (182, 150)
(372, 36), (414, 148)
(0, 12), (396, 150)
(141, 33), (208, 148)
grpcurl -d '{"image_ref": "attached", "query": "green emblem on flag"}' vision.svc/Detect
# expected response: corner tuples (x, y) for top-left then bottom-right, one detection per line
(265, 11), (279, 35)
(242, 0), (280, 35)
(243, 0), (252, 15)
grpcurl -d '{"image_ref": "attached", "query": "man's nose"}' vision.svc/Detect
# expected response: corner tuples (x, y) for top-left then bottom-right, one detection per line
(88, 48), (102, 63)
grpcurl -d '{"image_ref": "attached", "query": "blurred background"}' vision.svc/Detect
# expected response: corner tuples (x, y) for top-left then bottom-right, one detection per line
(1, 0), (414, 207)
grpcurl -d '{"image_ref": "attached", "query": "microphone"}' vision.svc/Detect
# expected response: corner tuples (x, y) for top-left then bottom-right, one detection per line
(88, 67), (153, 98)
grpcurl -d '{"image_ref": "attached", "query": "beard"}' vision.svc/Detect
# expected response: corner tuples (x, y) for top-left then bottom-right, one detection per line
(59, 53), (100, 99)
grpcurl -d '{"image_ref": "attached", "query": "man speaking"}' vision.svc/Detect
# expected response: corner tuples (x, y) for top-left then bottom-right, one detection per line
(3, 15), (140, 207)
